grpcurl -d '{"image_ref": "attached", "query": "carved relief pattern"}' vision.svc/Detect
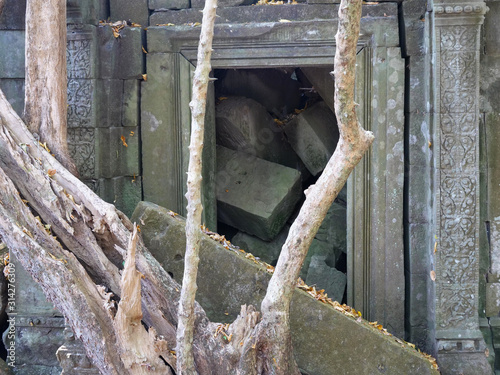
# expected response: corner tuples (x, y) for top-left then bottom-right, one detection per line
(440, 27), (476, 51)
(67, 79), (94, 128)
(437, 284), (477, 330)
(66, 39), (92, 79)
(437, 23), (480, 330)
(68, 128), (95, 180)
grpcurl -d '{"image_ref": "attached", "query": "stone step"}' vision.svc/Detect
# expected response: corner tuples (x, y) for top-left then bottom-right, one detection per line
(216, 96), (307, 174)
(132, 201), (439, 375)
(216, 145), (302, 241)
(284, 101), (340, 176)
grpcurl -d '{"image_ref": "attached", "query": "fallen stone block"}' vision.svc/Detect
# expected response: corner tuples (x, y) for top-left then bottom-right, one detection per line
(131, 201), (439, 375)
(306, 255), (347, 302)
(315, 200), (347, 256)
(284, 101), (339, 176)
(300, 66), (335, 112)
(216, 96), (306, 173)
(216, 145), (302, 241)
(231, 224), (290, 266)
(216, 68), (301, 117)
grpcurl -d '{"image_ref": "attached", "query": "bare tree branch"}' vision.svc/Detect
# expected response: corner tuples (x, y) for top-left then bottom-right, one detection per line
(177, 0), (218, 373)
(254, 0), (374, 372)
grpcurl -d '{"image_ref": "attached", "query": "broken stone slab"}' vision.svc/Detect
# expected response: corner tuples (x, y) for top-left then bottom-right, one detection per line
(300, 238), (335, 281)
(231, 224), (340, 281)
(131, 201), (439, 375)
(231, 224), (290, 266)
(284, 101), (339, 176)
(216, 145), (302, 241)
(216, 69), (301, 117)
(306, 255), (346, 302)
(216, 96), (306, 173)
(300, 67), (335, 112)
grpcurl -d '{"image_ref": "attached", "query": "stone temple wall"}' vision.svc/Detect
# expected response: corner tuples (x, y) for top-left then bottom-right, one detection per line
(1, 0), (500, 374)
(0, 0), (143, 219)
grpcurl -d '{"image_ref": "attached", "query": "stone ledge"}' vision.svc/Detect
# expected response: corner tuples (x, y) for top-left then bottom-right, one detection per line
(132, 201), (439, 375)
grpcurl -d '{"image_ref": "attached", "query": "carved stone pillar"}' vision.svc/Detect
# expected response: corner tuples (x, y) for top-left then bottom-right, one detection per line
(433, 1), (491, 373)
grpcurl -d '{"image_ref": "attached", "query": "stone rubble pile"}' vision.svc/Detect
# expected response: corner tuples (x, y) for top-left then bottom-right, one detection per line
(214, 67), (348, 302)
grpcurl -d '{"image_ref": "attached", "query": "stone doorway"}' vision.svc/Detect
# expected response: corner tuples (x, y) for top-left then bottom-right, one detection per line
(141, 2), (405, 336)
(212, 67), (348, 303)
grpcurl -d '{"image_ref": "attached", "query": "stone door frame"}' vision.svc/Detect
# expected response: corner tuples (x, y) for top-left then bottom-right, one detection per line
(141, 3), (405, 336)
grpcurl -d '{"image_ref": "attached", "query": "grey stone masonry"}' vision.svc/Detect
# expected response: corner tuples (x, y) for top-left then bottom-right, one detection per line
(149, 0), (191, 10)
(0, 0), (26, 30)
(433, 1), (492, 374)
(284, 101), (339, 176)
(216, 145), (302, 241)
(110, 0), (149, 26)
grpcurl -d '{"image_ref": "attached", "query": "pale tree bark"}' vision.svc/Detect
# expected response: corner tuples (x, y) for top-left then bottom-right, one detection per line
(24, 0), (78, 176)
(0, 88), (259, 374)
(243, 0), (374, 373)
(176, 0), (218, 373)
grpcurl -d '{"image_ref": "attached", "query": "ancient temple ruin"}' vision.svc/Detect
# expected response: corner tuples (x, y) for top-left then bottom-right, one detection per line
(0, 0), (498, 374)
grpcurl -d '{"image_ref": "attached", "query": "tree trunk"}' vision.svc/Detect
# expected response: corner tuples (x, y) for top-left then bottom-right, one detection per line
(24, 0), (78, 176)
(246, 0), (374, 373)
(0, 0), (369, 373)
(177, 0), (218, 373)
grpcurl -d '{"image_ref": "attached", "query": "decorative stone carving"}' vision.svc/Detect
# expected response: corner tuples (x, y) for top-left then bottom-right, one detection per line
(434, 1), (492, 373)
(68, 128), (96, 180)
(67, 79), (94, 128)
(67, 39), (92, 79)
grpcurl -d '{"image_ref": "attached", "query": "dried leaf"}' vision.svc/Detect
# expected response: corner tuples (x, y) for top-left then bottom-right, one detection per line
(142, 46), (148, 54)
(142, 74), (147, 81)
(47, 169), (56, 177)
(120, 135), (128, 147)
(430, 270), (436, 281)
